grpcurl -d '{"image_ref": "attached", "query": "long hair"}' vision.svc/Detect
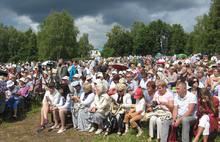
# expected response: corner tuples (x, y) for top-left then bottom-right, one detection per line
(197, 88), (215, 114)
(61, 84), (70, 99)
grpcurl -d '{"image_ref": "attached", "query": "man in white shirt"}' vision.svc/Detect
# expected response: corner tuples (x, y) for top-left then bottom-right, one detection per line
(161, 81), (197, 142)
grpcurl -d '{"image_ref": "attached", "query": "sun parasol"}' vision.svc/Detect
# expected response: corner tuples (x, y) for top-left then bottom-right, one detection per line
(111, 63), (128, 71)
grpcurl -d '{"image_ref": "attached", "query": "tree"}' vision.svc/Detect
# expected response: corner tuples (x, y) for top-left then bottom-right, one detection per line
(103, 25), (133, 56)
(168, 24), (187, 54)
(78, 33), (94, 58)
(18, 29), (38, 61)
(147, 20), (171, 55)
(0, 24), (9, 62)
(101, 47), (115, 57)
(37, 11), (79, 60)
(7, 27), (24, 62)
(189, 15), (211, 54)
(208, 0), (220, 54)
(130, 21), (149, 55)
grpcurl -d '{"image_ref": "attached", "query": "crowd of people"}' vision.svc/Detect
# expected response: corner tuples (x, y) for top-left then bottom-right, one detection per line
(0, 54), (220, 142)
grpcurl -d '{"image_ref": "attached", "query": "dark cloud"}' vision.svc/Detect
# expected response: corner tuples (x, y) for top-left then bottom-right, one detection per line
(0, 0), (208, 24)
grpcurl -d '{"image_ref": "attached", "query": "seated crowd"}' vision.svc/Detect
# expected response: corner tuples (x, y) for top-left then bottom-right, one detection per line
(0, 55), (220, 142)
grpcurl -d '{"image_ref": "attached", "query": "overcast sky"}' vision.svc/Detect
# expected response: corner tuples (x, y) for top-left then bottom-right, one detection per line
(0, 0), (211, 49)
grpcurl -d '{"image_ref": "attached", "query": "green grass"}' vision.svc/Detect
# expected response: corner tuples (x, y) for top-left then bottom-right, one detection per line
(92, 128), (157, 142)
(1, 105), (220, 142)
(0, 103), (41, 128)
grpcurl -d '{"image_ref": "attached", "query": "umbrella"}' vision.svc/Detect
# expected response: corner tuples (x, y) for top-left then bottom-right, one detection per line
(156, 59), (165, 64)
(42, 60), (56, 68)
(42, 60), (51, 66)
(155, 53), (163, 59)
(176, 54), (187, 59)
(111, 63), (128, 71)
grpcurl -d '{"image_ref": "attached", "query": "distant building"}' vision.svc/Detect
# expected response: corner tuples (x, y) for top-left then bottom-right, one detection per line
(90, 49), (101, 58)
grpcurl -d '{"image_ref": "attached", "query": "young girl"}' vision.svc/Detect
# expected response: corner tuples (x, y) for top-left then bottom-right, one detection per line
(193, 88), (219, 142)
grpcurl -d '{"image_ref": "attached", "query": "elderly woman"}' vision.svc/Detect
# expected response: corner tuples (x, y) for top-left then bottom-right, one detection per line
(148, 80), (174, 142)
(71, 80), (84, 129)
(72, 82), (95, 132)
(123, 87), (145, 137)
(88, 79), (111, 135)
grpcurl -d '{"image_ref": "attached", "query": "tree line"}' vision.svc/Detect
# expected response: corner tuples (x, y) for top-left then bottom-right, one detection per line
(102, 0), (220, 57)
(0, 0), (219, 62)
(0, 11), (93, 63)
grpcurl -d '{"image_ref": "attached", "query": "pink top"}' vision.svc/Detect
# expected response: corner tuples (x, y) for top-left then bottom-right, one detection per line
(18, 86), (30, 97)
(153, 89), (174, 111)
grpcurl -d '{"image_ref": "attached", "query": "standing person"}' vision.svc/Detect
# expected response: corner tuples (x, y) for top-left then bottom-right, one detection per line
(161, 81), (197, 142)
(57, 58), (68, 83)
(69, 60), (77, 82)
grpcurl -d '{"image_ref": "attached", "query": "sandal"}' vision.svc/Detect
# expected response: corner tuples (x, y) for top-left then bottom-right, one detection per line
(37, 125), (45, 133)
(57, 128), (66, 134)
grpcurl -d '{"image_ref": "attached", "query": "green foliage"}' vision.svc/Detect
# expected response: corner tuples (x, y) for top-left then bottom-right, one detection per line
(101, 47), (115, 57)
(78, 33), (94, 58)
(37, 11), (79, 60)
(104, 20), (188, 56)
(1, 2), (220, 62)
(103, 25), (133, 57)
(188, 0), (220, 55)
(147, 20), (171, 55)
(0, 25), (38, 63)
(130, 21), (149, 55)
(0, 24), (10, 62)
(168, 24), (187, 54)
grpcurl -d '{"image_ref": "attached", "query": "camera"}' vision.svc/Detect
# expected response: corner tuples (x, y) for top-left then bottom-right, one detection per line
(151, 101), (158, 108)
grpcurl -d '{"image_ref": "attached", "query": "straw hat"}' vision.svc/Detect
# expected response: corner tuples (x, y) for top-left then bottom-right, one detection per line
(117, 83), (126, 91)
(83, 82), (92, 93)
(19, 77), (26, 83)
(147, 69), (154, 75)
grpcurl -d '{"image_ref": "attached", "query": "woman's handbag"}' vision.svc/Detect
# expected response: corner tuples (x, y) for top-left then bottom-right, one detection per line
(167, 125), (178, 142)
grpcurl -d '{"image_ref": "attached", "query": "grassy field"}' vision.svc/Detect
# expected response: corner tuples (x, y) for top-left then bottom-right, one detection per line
(0, 107), (219, 142)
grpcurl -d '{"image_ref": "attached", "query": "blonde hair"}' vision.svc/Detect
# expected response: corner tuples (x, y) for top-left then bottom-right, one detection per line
(83, 82), (92, 93)
(156, 80), (167, 88)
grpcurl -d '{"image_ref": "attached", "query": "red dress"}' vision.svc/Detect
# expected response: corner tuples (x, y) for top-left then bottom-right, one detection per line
(195, 96), (219, 134)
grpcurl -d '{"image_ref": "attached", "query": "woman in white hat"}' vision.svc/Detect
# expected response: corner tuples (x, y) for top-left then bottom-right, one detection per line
(70, 80), (84, 129)
(88, 79), (111, 135)
(5, 80), (20, 118)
